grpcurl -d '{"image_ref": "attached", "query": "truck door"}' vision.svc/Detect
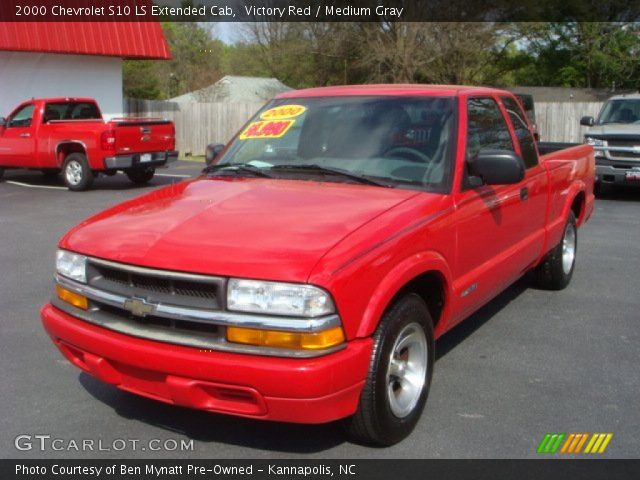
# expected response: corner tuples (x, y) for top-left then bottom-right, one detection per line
(498, 94), (547, 264)
(0, 103), (37, 167)
(451, 95), (545, 322)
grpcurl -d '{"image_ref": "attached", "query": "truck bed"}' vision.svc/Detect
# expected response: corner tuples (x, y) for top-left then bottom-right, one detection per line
(537, 142), (580, 156)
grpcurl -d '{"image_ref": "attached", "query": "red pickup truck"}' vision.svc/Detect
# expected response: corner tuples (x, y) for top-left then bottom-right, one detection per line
(41, 85), (595, 446)
(0, 98), (178, 190)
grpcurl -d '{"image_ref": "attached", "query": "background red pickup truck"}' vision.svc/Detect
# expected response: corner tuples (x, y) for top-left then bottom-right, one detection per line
(42, 85), (595, 446)
(0, 98), (178, 190)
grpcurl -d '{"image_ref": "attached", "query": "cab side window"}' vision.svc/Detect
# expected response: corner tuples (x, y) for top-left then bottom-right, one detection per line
(464, 97), (514, 189)
(466, 97), (514, 161)
(69, 103), (101, 120)
(8, 104), (35, 128)
(501, 96), (538, 169)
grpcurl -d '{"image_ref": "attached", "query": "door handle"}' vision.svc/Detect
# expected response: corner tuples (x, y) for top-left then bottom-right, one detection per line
(19, 133), (31, 138)
(520, 187), (529, 201)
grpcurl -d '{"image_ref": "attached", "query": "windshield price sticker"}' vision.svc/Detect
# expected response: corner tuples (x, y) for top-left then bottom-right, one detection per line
(260, 105), (306, 120)
(239, 119), (295, 139)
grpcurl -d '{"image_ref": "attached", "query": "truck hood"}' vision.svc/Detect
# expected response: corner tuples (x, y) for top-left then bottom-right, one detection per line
(61, 177), (420, 281)
(586, 124), (640, 137)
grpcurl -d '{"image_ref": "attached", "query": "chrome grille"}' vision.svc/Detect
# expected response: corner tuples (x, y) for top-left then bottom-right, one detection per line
(607, 139), (639, 148)
(610, 151), (640, 159)
(87, 259), (224, 310)
(98, 302), (221, 339)
(605, 139), (640, 160)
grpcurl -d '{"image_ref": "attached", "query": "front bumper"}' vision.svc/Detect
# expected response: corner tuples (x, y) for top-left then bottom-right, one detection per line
(596, 159), (640, 186)
(41, 303), (372, 423)
(104, 151), (178, 170)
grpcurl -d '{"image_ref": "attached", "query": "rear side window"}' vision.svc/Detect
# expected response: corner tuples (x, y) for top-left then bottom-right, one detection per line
(8, 104), (35, 128)
(465, 97), (514, 160)
(515, 94), (535, 122)
(43, 102), (101, 123)
(501, 96), (538, 169)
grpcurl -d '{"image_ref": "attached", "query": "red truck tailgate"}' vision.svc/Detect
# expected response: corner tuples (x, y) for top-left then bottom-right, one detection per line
(110, 118), (175, 154)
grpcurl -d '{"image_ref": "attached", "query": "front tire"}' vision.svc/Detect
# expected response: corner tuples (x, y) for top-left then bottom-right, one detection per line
(63, 153), (93, 191)
(344, 293), (434, 446)
(534, 212), (577, 290)
(126, 167), (155, 185)
(593, 182), (607, 197)
(0, 167), (4, 180)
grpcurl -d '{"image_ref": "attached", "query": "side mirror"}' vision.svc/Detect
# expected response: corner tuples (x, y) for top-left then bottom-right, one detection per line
(205, 143), (225, 167)
(0, 117), (6, 128)
(580, 116), (595, 127)
(468, 150), (525, 186)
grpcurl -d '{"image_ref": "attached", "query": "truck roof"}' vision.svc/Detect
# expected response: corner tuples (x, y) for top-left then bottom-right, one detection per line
(22, 97), (97, 104)
(606, 93), (640, 100)
(276, 84), (510, 99)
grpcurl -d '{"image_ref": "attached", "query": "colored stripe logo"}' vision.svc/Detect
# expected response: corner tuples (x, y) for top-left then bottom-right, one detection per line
(537, 433), (613, 454)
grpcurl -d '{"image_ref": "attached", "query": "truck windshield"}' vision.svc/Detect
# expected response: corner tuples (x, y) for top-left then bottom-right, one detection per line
(598, 99), (640, 125)
(211, 96), (457, 192)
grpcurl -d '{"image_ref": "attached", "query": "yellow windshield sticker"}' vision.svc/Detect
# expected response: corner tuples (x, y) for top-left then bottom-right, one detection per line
(260, 104), (306, 120)
(239, 119), (295, 140)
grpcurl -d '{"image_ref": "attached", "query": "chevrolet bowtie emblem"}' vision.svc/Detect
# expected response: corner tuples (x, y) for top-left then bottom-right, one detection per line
(123, 297), (155, 317)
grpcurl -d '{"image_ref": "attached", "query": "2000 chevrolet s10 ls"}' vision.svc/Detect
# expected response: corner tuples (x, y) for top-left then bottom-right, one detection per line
(41, 85), (595, 445)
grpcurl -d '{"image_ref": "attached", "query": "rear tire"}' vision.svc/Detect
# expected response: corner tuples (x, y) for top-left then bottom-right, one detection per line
(126, 167), (155, 185)
(534, 212), (577, 290)
(344, 293), (434, 446)
(0, 167), (4, 180)
(63, 153), (94, 191)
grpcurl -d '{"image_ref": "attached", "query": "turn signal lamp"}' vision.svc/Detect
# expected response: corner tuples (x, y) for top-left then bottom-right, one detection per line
(56, 285), (89, 310)
(226, 326), (345, 350)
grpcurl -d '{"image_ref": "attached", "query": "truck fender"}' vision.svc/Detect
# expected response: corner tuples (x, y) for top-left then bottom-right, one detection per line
(562, 180), (587, 226)
(55, 141), (88, 167)
(542, 180), (586, 258)
(356, 251), (453, 339)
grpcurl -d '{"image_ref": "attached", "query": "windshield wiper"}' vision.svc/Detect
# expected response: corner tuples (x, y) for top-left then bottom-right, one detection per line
(203, 163), (273, 178)
(270, 164), (391, 187)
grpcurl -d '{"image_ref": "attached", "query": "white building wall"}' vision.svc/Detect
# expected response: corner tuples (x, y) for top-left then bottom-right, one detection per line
(0, 51), (123, 120)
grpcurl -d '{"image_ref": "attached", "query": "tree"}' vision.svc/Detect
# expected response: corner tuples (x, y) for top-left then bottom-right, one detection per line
(123, 61), (162, 99)
(124, 22), (224, 99)
(124, 20), (640, 98)
(158, 22), (224, 96)
(353, 22), (519, 85)
(514, 22), (640, 89)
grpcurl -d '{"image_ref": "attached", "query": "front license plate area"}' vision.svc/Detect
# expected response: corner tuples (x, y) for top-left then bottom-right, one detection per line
(625, 170), (640, 182)
(140, 153), (152, 163)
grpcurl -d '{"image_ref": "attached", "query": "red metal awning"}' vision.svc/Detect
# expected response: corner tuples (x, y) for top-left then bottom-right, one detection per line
(0, 22), (170, 59)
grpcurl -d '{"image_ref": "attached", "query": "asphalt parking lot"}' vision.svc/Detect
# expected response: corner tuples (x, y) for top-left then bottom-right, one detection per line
(1, 162), (638, 459)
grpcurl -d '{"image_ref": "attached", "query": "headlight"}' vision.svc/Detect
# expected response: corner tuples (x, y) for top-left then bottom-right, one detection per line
(227, 279), (335, 317)
(585, 137), (604, 147)
(56, 250), (87, 283)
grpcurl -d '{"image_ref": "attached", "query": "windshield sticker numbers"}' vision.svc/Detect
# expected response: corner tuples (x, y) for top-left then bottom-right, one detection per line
(238, 105), (304, 139)
(239, 119), (295, 140)
(260, 105), (306, 120)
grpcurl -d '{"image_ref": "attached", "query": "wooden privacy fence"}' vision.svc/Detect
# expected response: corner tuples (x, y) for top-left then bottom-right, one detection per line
(124, 98), (605, 155)
(534, 101), (602, 143)
(124, 98), (264, 156)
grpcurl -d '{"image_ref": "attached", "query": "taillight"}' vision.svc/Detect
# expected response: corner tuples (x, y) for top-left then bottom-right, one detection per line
(169, 123), (176, 150)
(100, 130), (116, 151)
